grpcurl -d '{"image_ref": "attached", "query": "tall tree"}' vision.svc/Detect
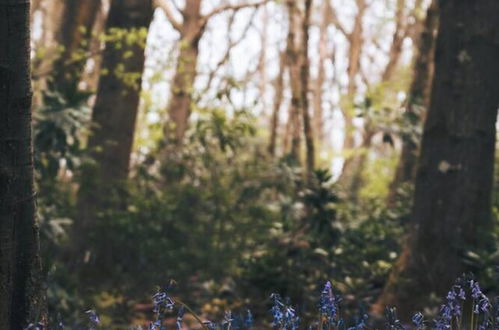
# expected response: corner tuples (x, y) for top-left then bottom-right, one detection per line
(332, 0), (367, 186)
(74, 0), (153, 262)
(300, 0), (315, 178)
(374, 0), (499, 318)
(388, 0), (438, 201)
(268, 50), (286, 156)
(312, 0), (330, 148)
(0, 0), (43, 327)
(285, 0), (303, 163)
(157, 0), (268, 147)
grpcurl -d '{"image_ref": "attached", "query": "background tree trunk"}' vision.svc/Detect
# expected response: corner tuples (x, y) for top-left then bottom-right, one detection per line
(0, 0), (44, 327)
(51, 0), (101, 88)
(268, 51), (286, 156)
(286, 0), (302, 163)
(388, 0), (438, 202)
(373, 0), (499, 319)
(164, 0), (203, 146)
(336, 0), (366, 187)
(74, 0), (153, 265)
(301, 0), (315, 178)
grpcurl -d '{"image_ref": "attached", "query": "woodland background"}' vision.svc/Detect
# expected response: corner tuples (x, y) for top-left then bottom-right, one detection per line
(1, 0), (499, 328)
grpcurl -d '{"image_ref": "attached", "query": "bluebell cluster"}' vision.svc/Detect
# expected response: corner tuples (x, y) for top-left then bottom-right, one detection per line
(29, 275), (499, 329)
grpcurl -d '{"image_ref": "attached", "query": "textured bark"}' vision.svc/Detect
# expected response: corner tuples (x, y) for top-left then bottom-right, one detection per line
(268, 51), (286, 156)
(300, 0), (315, 178)
(388, 0), (438, 201)
(74, 0), (153, 262)
(374, 0), (499, 319)
(51, 0), (101, 87)
(0, 0), (44, 327)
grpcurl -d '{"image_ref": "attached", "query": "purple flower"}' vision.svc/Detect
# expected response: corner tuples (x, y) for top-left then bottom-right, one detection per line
(412, 312), (424, 329)
(319, 281), (338, 324)
(85, 310), (100, 329)
(244, 309), (253, 329)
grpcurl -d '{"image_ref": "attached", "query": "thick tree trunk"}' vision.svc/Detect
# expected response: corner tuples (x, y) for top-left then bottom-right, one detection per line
(388, 0), (438, 201)
(301, 0), (315, 178)
(268, 51), (286, 156)
(51, 0), (101, 87)
(373, 0), (499, 319)
(74, 0), (153, 263)
(0, 0), (44, 327)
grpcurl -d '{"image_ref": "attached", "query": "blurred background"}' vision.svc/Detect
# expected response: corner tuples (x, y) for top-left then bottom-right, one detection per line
(28, 0), (499, 327)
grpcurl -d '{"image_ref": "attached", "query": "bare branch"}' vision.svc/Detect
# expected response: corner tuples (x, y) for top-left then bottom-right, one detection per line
(325, 1), (349, 37)
(154, 0), (183, 32)
(202, 0), (270, 23)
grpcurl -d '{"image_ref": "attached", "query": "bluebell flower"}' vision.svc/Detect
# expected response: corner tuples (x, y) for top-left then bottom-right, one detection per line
(384, 307), (405, 329)
(270, 293), (284, 328)
(176, 306), (185, 330)
(412, 312), (424, 329)
(85, 310), (100, 328)
(244, 309), (253, 329)
(319, 281), (339, 325)
(203, 320), (218, 330)
(222, 311), (234, 329)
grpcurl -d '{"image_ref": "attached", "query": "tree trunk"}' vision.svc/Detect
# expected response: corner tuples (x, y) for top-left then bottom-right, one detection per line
(0, 0), (44, 327)
(381, 0), (407, 82)
(164, 0), (203, 146)
(373, 0), (499, 319)
(300, 0), (315, 178)
(337, 0), (366, 186)
(74, 0), (153, 264)
(286, 0), (302, 163)
(268, 51), (286, 156)
(388, 0), (438, 202)
(312, 1), (329, 148)
(51, 0), (101, 88)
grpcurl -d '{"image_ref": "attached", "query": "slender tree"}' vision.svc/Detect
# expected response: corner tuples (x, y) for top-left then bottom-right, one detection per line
(157, 0), (269, 147)
(301, 0), (315, 178)
(74, 0), (153, 262)
(268, 50), (286, 156)
(0, 0), (44, 327)
(374, 0), (499, 318)
(285, 0), (303, 163)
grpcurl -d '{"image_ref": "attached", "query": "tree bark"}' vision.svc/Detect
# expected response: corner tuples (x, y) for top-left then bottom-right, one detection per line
(268, 51), (286, 156)
(285, 0), (302, 163)
(388, 0), (438, 202)
(373, 0), (499, 319)
(312, 1), (329, 147)
(74, 0), (153, 263)
(0, 0), (44, 327)
(301, 0), (315, 178)
(336, 0), (366, 186)
(51, 0), (101, 88)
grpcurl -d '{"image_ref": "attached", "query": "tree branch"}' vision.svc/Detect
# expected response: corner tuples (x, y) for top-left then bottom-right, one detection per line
(325, 1), (349, 38)
(202, 0), (270, 23)
(154, 0), (183, 32)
